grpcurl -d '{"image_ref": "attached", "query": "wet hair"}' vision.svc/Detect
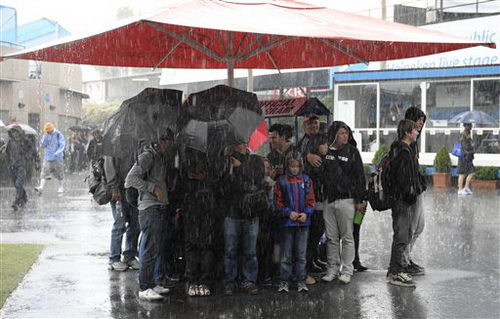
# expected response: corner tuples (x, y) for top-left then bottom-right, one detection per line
(460, 127), (471, 141)
(269, 123), (293, 140)
(397, 119), (418, 140)
(284, 150), (303, 175)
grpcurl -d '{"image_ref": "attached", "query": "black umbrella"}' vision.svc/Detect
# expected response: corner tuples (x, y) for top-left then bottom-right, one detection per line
(102, 88), (183, 158)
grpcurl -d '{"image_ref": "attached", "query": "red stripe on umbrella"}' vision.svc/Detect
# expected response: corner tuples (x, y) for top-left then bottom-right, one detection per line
(248, 120), (268, 151)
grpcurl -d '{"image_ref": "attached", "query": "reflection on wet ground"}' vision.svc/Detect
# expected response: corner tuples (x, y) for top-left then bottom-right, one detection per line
(1, 174), (499, 318)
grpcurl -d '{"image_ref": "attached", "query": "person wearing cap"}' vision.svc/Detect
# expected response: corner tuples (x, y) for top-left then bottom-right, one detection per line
(297, 115), (328, 283)
(5, 125), (38, 210)
(125, 130), (175, 301)
(35, 122), (66, 195)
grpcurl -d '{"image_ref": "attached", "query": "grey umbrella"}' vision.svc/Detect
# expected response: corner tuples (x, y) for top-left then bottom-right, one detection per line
(449, 110), (497, 125)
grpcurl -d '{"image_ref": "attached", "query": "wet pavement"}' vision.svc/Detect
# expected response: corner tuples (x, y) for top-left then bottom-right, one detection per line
(0, 174), (499, 318)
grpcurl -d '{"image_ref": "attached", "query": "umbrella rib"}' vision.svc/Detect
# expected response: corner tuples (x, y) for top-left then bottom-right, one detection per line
(320, 39), (369, 65)
(266, 51), (281, 73)
(233, 33), (249, 57)
(237, 36), (298, 61)
(145, 21), (225, 62)
(235, 34), (262, 58)
(152, 40), (182, 69)
(215, 30), (228, 55)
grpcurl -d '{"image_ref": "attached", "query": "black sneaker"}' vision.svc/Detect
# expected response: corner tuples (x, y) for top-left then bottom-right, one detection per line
(388, 272), (416, 288)
(353, 262), (368, 272)
(240, 283), (259, 295)
(408, 260), (425, 275)
(224, 283), (235, 296)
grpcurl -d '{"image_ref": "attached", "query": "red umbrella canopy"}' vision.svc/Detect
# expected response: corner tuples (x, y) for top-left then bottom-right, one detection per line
(4, 0), (495, 70)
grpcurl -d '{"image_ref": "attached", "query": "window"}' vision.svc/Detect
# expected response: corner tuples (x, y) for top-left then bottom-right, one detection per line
(473, 79), (500, 128)
(337, 84), (377, 129)
(28, 61), (42, 79)
(380, 81), (422, 129)
(426, 81), (470, 128)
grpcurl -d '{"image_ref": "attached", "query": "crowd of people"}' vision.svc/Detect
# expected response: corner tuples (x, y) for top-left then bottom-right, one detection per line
(3, 106), (478, 302)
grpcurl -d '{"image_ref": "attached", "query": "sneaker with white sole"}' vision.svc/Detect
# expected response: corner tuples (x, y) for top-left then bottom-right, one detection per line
(138, 288), (164, 301)
(297, 282), (309, 292)
(277, 281), (289, 293)
(321, 273), (338, 282)
(57, 186), (64, 193)
(388, 272), (416, 287)
(153, 285), (170, 295)
(457, 189), (467, 195)
(464, 187), (473, 195)
(338, 273), (351, 284)
(108, 261), (128, 272)
(126, 258), (141, 270)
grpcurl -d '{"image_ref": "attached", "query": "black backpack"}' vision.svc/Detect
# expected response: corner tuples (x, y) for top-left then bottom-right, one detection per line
(367, 152), (395, 212)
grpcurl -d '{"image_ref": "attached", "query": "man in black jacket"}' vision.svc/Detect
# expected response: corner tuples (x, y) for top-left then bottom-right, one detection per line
(387, 119), (425, 287)
(320, 121), (366, 285)
(404, 107), (427, 276)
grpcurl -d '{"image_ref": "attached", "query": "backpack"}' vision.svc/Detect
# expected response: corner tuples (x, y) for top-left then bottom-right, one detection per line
(451, 142), (463, 159)
(85, 158), (112, 205)
(367, 152), (395, 212)
(125, 146), (154, 208)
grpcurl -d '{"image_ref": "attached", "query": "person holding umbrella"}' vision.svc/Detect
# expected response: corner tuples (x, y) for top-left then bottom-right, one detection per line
(457, 123), (475, 195)
(35, 122), (66, 195)
(5, 125), (38, 210)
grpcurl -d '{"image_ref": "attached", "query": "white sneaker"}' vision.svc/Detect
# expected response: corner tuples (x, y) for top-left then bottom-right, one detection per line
(338, 273), (351, 284)
(321, 273), (338, 282)
(457, 189), (467, 195)
(153, 285), (170, 295)
(108, 261), (128, 272)
(138, 288), (164, 301)
(57, 186), (64, 193)
(464, 188), (473, 195)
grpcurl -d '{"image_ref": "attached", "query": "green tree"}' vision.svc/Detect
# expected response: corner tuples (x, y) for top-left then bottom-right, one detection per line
(81, 103), (120, 128)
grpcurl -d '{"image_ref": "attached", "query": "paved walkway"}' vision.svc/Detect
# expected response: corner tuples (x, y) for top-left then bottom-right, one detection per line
(1, 174), (499, 318)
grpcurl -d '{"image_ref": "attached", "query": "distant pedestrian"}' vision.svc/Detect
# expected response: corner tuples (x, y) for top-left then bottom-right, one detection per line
(35, 122), (66, 195)
(274, 152), (315, 293)
(386, 119), (425, 288)
(5, 125), (38, 210)
(86, 129), (104, 168)
(457, 123), (475, 195)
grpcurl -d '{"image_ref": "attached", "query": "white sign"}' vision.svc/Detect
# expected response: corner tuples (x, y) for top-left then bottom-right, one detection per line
(431, 120), (449, 127)
(335, 100), (355, 129)
(444, 130), (451, 135)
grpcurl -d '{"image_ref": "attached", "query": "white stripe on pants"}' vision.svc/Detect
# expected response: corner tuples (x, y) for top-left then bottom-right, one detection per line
(323, 198), (355, 276)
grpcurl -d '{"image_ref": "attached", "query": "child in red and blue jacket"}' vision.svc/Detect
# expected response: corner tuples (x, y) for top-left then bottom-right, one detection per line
(274, 152), (315, 293)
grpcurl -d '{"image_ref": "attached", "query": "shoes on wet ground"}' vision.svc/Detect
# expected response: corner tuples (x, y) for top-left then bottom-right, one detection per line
(126, 258), (141, 270)
(353, 262), (368, 272)
(297, 282), (309, 292)
(153, 285), (170, 295)
(388, 272), (416, 288)
(305, 275), (316, 285)
(464, 187), (473, 194)
(139, 288), (164, 301)
(338, 273), (351, 284)
(186, 283), (197, 297)
(108, 261), (128, 272)
(458, 189), (467, 195)
(277, 281), (289, 293)
(224, 283), (235, 296)
(321, 273), (338, 282)
(197, 284), (211, 296)
(405, 261), (425, 276)
(240, 283), (259, 295)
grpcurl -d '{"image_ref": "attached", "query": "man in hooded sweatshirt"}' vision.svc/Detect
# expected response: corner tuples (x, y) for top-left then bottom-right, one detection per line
(320, 121), (366, 284)
(403, 106), (427, 276)
(6, 125), (38, 210)
(35, 122), (66, 195)
(387, 119), (425, 287)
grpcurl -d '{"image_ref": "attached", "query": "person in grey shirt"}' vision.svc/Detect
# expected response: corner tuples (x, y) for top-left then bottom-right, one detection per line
(125, 130), (174, 301)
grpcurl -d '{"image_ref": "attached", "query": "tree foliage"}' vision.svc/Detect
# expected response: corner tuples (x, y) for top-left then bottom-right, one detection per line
(433, 146), (451, 173)
(81, 103), (120, 129)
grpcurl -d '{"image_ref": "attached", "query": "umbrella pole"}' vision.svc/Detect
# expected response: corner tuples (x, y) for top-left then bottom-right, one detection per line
(227, 61), (235, 87)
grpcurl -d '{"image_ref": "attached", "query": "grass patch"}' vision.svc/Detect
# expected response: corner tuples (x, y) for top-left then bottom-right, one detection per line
(0, 244), (43, 307)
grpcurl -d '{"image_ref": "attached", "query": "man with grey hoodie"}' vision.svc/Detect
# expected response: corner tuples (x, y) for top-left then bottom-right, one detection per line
(125, 131), (174, 301)
(403, 106), (427, 276)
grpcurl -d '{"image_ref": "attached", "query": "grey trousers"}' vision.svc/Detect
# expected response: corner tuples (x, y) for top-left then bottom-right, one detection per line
(323, 199), (355, 276)
(404, 194), (424, 264)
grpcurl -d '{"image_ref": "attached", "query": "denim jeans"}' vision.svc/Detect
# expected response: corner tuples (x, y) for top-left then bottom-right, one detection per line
(389, 200), (413, 274)
(280, 227), (309, 283)
(10, 165), (27, 204)
(224, 217), (259, 285)
(109, 198), (139, 263)
(138, 207), (168, 291)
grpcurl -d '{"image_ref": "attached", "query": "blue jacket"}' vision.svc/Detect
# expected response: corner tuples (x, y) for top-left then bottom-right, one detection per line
(274, 174), (315, 228)
(40, 130), (65, 161)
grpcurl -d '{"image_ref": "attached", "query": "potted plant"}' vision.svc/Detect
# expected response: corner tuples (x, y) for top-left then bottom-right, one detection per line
(471, 166), (500, 190)
(433, 146), (452, 188)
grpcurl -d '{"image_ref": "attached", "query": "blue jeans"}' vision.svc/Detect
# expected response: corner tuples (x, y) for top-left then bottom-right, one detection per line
(224, 217), (259, 285)
(280, 227), (309, 283)
(10, 165), (27, 204)
(109, 198), (139, 263)
(138, 207), (168, 291)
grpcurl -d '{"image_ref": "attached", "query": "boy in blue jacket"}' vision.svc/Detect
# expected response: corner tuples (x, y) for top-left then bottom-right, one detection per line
(274, 152), (315, 293)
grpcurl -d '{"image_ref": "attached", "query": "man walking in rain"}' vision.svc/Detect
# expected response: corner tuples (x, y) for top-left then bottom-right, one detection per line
(5, 125), (38, 210)
(35, 122), (66, 195)
(403, 107), (427, 276)
(125, 130), (174, 301)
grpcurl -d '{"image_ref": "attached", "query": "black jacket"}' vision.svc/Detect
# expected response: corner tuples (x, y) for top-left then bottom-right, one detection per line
(267, 144), (299, 180)
(390, 140), (425, 205)
(321, 144), (366, 204)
